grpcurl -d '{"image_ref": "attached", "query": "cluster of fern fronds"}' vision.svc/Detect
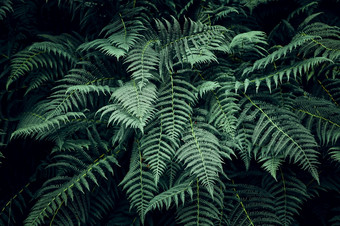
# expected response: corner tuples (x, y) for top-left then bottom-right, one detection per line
(1, 0), (340, 225)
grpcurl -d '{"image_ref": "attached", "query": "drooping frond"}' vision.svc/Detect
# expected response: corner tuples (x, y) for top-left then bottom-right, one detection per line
(242, 94), (319, 182)
(0, 0), (13, 20)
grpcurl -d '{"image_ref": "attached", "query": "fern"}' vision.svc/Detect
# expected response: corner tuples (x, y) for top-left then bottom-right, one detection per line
(119, 141), (157, 223)
(262, 170), (308, 226)
(24, 154), (118, 225)
(176, 179), (224, 226)
(223, 182), (280, 226)
(78, 7), (145, 59)
(0, 0), (12, 20)
(242, 94), (319, 182)
(176, 120), (223, 197)
(156, 73), (197, 139)
(98, 81), (157, 133)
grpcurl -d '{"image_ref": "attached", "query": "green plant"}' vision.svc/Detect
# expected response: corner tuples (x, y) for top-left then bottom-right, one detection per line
(1, 0), (340, 225)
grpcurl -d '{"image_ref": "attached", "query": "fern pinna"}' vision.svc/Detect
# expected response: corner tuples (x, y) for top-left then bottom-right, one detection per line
(1, 0), (340, 225)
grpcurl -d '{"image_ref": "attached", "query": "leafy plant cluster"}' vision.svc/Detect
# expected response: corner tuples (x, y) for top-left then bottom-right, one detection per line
(0, 0), (340, 225)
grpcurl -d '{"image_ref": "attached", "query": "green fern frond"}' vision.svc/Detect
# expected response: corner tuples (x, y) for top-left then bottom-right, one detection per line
(229, 31), (268, 57)
(156, 74), (197, 139)
(155, 17), (230, 71)
(7, 35), (79, 89)
(176, 179), (224, 226)
(243, 94), (319, 182)
(224, 182), (280, 226)
(209, 87), (240, 138)
(176, 119), (223, 197)
(141, 122), (177, 185)
(125, 38), (160, 89)
(78, 10), (145, 59)
(120, 141), (157, 223)
(262, 170), (308, 226)
(98, 81), (157, 133)
(145, 180), (193, 215)
(240, 56), (332, 93)
(295, 96), (340, 145)
(11, 111), (85, 140)
(24, 154), (118, 225)
(0, 0), (13, 20)
(242, 35), (320, 74)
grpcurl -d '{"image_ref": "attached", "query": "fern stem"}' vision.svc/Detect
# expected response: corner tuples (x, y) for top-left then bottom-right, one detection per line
(280, 168), (288, 225)
(196, 179), (200, 226)
(49, 200), (64, 226)
(317, 79), (339, 106)
(231, 180), (254, 226)
(119, 13), (127, 43)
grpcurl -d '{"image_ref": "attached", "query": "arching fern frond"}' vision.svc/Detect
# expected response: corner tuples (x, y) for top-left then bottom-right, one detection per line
(7, 33), (80, 89)
(145, 179), (193, 216)
(24, 154), (118, 226)
(242, 94), (319, 182)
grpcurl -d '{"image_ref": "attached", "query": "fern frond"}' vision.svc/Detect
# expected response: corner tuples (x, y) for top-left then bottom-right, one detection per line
(98, 81), (157, 133)
(176, 120), (223, 197)
(295, 96), (340, 145)
(156, 74), (197, 139)
(11, 111), (85, 140)
(230, 31), (268, 57)
(242, 33), (321, 75)
(176, 179), (224, 226)
(262, 170), (308, 226)
(145, 180), (193, 215)
(7, 35), (79, 89)
(141, 122), (177, 185)
(24, 154), (118, 225)
(120, 142), (157, 223)
(243, 94), (319, 182)
(240, 57), (332, 93)
(78, 10), (145, 59)
(155, 17), (230, 72)
(125, 38), (160, 89)
(0, 0), (13, 20)
(209, 88), (240, 138)
(224, 182), (280, 226)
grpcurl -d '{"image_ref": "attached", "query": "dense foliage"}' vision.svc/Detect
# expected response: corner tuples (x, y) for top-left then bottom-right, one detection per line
(1, 0), (340, 225)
